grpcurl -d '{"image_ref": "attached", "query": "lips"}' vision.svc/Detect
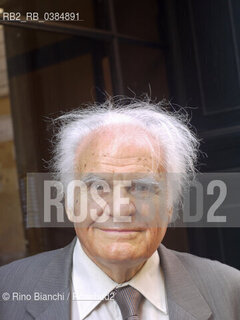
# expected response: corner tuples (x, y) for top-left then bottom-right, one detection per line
(99, 228), (143, 232)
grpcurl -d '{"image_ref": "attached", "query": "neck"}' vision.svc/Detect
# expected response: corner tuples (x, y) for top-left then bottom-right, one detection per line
(97, 261), (146, 283)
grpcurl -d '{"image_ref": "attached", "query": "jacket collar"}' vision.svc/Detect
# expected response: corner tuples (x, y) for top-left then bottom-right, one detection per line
(26, 237), (77, 319)
(26, 237), (212, 320)
(158, 244), (212, 320)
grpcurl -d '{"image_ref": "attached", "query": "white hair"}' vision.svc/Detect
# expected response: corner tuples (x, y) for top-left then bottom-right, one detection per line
(48, 98), (200, 214)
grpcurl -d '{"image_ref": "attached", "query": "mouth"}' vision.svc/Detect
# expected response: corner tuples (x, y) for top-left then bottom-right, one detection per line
(99, 228), (143, 233)
(95, 228), (146, 239)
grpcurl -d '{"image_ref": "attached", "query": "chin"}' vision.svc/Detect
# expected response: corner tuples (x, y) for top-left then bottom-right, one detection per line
(97, 242), (148, 264)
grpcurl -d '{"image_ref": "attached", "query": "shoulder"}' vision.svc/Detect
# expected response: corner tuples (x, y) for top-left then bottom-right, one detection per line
(0, 238), (76, 320)
(173, 249), (240, 281)
(170, 248), (240, 300)
(159, 246), (240, 317)
(0, 247), (64, 291)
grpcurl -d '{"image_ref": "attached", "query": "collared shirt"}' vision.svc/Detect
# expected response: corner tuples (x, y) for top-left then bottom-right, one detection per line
(71, 238), (169, 320)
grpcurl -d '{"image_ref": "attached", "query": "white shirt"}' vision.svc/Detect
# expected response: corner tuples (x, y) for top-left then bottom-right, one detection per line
(71, 239), (169, 320)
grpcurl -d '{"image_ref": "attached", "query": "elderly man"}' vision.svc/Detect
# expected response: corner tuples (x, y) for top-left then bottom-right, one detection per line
(0, 99), (240, 320)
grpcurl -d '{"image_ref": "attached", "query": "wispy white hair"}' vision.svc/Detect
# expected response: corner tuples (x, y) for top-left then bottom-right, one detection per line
(48, 98), (200, 214)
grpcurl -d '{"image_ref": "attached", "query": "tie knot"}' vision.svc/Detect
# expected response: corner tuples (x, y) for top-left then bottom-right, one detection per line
(113, 285), (143, 320)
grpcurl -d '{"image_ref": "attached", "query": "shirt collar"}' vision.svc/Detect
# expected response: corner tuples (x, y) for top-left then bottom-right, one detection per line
(125, 249), (168, 314)
(72, 238), (168, 319)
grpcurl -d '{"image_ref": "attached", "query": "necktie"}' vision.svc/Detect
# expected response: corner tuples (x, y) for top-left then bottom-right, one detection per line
(113, 285), (143, 320)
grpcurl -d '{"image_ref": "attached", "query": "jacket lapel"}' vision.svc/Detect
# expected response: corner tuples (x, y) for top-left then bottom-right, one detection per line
(26, 237), (77, 320)
(158, 244), (212, 320)
(26, 237), (212, 320)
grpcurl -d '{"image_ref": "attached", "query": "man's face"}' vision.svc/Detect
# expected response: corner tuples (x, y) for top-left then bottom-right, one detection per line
(72, 124), (171, 268)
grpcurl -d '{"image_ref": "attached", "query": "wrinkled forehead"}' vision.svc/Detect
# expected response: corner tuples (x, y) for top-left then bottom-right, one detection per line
(74, 123), (165, 174)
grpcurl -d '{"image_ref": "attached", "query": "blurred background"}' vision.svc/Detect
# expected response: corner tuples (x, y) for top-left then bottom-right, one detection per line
(0, 0), (240, 269)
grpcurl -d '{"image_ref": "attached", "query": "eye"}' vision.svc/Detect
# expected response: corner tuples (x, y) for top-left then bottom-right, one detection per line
(131, 182), (150, 193)
(136, 183), (149, 192)
(95, 184), (104, 191)
(91, 180), (109, 194)
(129, 181), (161, 198)
(86, 180), (105, 189)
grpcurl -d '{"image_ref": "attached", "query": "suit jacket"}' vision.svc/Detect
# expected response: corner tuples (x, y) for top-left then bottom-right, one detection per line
(0, 236), (240, 320)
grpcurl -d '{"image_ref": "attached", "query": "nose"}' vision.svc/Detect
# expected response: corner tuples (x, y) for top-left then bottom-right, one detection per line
(114, 200), (136, 216)
(111, 184), (136, 221)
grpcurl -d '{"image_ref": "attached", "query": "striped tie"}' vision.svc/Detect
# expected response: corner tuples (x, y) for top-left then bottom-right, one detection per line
(114, 285), (143, 320)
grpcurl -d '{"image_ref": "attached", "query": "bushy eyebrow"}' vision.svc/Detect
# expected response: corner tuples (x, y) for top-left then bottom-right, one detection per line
(80, 173), (107, 184)
(80, 173), (160, 186)
(131, 177), (160, 186)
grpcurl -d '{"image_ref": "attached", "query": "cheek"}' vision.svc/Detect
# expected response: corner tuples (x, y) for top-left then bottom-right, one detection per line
(134, 198), (168, 229)
(74, 227), (102, 261)
(74, 226), (106, 252)
(72, 193), (105, 227)
(74, 226), (87, 246)
(146, 227), (167, 250)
